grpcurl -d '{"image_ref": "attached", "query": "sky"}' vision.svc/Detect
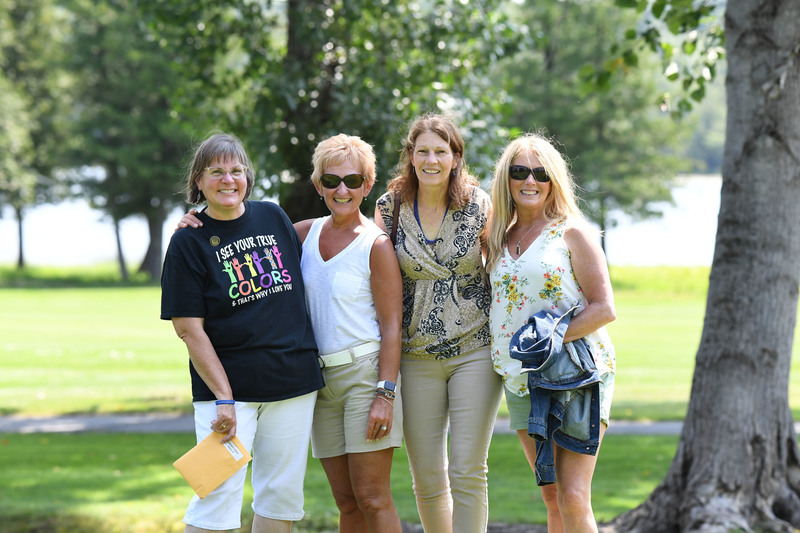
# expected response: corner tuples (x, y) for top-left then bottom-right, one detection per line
(0, 175), (721, 268)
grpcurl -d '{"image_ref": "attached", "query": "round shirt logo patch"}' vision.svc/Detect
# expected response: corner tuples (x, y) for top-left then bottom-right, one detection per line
(210, 236), (220, 246)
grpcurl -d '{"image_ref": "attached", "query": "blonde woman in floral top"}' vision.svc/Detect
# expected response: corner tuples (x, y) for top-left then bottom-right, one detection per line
(375, 114), (503, 533)
(486, 133), (616, 533)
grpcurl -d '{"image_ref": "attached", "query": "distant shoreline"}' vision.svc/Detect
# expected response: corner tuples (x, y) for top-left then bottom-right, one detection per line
(0, 174), (721, 268)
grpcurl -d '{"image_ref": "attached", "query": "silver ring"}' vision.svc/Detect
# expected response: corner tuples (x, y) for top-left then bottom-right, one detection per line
(380, 425), (388, 431)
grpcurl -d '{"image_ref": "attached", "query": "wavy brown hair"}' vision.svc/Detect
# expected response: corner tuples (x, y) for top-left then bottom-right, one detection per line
(386, 113), (478, 207)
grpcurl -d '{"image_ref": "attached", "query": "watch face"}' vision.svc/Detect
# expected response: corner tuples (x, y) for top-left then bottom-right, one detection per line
(379, 380), (396, 392)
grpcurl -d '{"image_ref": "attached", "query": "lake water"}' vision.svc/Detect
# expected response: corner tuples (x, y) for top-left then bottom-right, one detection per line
(0, 174), (721, 268)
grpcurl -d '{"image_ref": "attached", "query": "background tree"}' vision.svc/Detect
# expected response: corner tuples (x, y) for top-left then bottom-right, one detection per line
(0, 73), (35, 268)
(139, 0), (519, 221)
(0, 0), (72, 268)
(65, 0), (202, 280)
(604, 0), (800, 530)
(498, 0), (689, 253)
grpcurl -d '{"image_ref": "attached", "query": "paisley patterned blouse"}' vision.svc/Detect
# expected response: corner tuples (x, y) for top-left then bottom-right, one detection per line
(376, 186), (492, 360)
(489, 218), (616, 396)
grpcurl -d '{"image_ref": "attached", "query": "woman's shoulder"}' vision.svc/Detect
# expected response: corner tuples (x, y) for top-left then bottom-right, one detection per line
(249, 199), (284, 215)
(460, 185), (491, 214)
(361, 216), (387, 235)
(294, 216), (326, 243)
(376, 190), (395, 208)
(469, 185), (491, 202)
(561, 217), (599, 245)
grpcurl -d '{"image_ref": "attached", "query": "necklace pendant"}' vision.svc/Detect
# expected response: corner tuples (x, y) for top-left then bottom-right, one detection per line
(516, 241), (521, 255)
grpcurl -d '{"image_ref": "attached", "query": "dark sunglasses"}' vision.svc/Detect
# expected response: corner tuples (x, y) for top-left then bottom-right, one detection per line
(320, 173), (365, 189)
(509, 165), (550, 183)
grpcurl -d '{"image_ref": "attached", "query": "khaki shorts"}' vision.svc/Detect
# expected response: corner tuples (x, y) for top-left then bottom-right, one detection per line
(505, 372), (615, 431)
(311, 350), (403, 458)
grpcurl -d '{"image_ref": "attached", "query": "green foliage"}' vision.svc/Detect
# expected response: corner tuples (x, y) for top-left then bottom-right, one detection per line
(0, 0), (73, 262)
(138, 0), (521, 219)
(0, 73), (35, 211)
(498, 0), (690, 235)
(679, 75), (725, 173)
(64, 0), (209, 278)
(608, 0), (725, 118)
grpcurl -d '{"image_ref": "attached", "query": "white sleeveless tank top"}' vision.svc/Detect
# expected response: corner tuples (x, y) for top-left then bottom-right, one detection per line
(301, 216), (385, 354)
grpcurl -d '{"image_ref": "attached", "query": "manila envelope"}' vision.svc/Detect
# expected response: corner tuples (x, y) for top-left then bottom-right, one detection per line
(173, 431), (252, 498)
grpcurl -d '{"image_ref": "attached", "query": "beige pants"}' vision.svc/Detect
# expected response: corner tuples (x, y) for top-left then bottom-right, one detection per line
(400, 347), (504, 533)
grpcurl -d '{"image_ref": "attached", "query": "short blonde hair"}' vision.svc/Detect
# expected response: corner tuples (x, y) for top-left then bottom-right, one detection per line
(185, 132), (255, 205)
(310, 134), (376, 188)
(486, 133), (583, 270)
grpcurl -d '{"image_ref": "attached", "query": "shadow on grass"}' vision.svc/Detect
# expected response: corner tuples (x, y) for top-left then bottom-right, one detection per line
(0, 265), (157, 288)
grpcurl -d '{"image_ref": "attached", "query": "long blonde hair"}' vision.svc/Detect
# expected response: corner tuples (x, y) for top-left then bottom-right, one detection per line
(486, 133), (583, 270)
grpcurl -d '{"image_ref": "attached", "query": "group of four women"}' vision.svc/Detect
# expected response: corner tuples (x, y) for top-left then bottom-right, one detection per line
(161, 113), (617, 533)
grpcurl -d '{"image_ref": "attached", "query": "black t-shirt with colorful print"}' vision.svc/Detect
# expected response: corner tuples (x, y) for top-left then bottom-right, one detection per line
(161, 200), (323, 402)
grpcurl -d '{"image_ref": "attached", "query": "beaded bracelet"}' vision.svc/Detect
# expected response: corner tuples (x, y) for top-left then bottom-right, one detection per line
(376, 388), (396, 400)
(376, 395), (394, 406)
(215, 399), (235, 405)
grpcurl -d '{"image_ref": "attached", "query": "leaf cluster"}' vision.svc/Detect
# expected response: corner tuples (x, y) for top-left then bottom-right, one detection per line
(587, 0), (726, 118)
(498, 0), (692, 232)
(137, 0), (522, 217)
(0, 0), (73, 212)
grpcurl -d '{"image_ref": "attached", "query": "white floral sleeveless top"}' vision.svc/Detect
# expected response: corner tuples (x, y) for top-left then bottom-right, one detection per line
(489, 218), (616, 396)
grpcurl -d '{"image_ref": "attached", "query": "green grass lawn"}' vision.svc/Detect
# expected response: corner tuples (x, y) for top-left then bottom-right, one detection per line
(3, 265), (798, 420)
(0, 432), (677, 532)
(1, 264), (799, 532)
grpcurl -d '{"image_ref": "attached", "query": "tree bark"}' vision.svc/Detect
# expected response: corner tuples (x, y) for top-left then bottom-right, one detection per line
(607, 0), (800, 532)
(278, 0), (334, 223)
(113, 217), (128, 282)
(137, 205), (165, 280)
(14, 205), (24, 269)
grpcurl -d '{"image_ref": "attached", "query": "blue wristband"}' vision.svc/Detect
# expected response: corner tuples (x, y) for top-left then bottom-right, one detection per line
(215, 399), (235, 405)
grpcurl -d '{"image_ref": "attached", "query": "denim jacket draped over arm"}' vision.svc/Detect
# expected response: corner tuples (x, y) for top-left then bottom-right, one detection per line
(509, 304), (601, 485)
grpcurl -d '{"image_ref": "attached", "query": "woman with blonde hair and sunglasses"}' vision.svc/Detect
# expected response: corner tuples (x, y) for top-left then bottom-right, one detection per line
(178, 133), (404, 533)
(295, 133), (404, 533)
(486, 133), (617, 533)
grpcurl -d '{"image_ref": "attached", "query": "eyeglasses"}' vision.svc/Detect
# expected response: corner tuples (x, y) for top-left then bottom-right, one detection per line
(509, 165), (550, 183)
(204, 166), (248, 180)
(320, 173), (365, 189)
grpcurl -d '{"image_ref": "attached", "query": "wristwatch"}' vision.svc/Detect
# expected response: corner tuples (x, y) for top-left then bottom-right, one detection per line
(376, 380), (396, 392)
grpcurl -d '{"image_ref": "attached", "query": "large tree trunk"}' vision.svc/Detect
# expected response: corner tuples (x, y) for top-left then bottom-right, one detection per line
(607, 1), (800, 532)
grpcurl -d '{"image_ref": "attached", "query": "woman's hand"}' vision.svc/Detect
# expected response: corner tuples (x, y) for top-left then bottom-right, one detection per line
(175, 209), (202, 231)
(212, 402), (237, 443)
(366, 395), (394, 442)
